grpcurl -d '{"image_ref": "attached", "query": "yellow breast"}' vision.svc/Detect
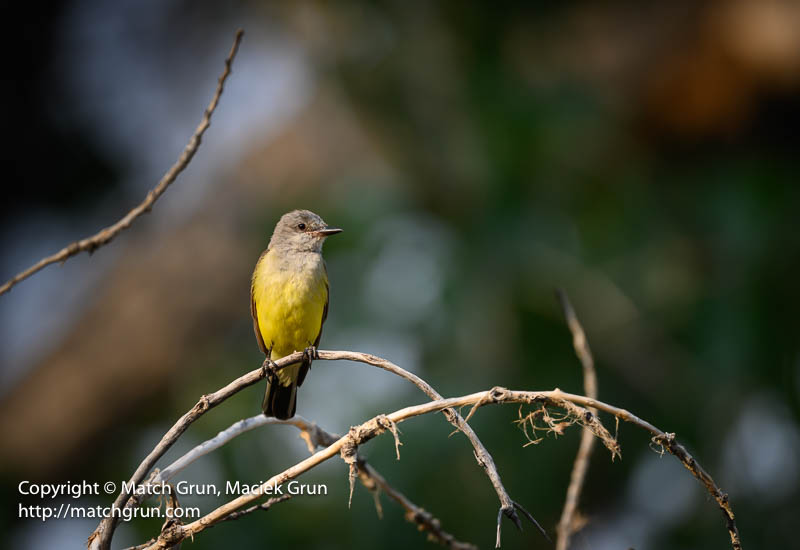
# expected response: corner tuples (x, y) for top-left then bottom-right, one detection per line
(252, 250), (328, 384)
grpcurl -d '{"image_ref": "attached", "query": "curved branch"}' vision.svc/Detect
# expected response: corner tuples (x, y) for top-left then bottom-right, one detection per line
(88, 351), (283, 550)
(90, 349), (536, 549)
(312, 351), (535, 545)
(134, 414), (475, 550)
(156, 414), (289, 483)
(0, 29), (244, 298)
(131, 386), (740, 550)
(90, 350), (740, 550)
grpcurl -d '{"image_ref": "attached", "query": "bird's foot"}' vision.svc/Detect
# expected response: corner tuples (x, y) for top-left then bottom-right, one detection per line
(261, 358), (279, 381)
(302, 346), (319, 367)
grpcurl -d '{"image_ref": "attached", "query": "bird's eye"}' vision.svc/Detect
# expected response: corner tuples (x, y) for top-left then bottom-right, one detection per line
(297, 223), (306, 231)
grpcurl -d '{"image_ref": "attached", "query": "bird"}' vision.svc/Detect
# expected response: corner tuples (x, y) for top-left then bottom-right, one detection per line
(250, 210), (342, 419)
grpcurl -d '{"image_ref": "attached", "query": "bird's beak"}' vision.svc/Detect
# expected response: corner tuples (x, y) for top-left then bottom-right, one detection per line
(316, 227), (343, 237)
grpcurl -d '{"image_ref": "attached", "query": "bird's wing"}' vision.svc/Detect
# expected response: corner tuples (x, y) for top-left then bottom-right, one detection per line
(314, 277), (330, 349)
(297, 266), (329, 387)
(250, 249), (269, 356)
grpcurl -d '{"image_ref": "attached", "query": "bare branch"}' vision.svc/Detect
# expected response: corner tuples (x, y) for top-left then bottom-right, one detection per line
(89, 354), (281, 550)
(90, 348), (740, 550)
(290, 417), (475, 548)
(358, 462), (477, 550)
(555, 289), (598, 550)
(300, 419), (474, 549)
(651, 432), (742, 550)
(103, 349), (535, 547)
(156, 415), (292, 483)
(551, 289), (742, 549)
(300, 418), (475, 550)
(127, 386), (739, 550)
(1, 29), (245, 298)
(555, 289), (597, 399)
(122, 495), (291, 550)
(128, 413), (475, 550)
(219, 494), (292, 523)
(314, 351), (534, 545)
(134, 392), (514, 549)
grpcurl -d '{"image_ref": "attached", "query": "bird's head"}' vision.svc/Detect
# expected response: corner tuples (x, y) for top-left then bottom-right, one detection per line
(269, 210), (342, 253)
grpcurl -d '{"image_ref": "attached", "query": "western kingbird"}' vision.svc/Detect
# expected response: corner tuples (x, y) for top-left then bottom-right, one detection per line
(251, 210), (342, 419)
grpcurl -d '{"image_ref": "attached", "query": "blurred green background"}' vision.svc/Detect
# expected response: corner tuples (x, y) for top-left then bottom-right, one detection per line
(2, 1), (799, 548)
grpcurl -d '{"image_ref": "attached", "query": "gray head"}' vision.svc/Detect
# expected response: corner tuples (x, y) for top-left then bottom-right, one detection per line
(269, 210), (342, 253)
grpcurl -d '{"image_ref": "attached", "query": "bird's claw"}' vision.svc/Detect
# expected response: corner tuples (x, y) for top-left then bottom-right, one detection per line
(261, 358), (279, 381)
(302, 346), (319, 367)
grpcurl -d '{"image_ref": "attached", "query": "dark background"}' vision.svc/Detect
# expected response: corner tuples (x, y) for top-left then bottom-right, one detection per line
(1, 1), (799, 548)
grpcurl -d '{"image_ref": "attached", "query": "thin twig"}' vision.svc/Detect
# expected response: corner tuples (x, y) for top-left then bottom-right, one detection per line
(129, 413), (475, 549)
(156, 415), (288, 483)
(555, 289), (598, 550)
(91, 351), (740, 550)
(85, 29), (245, 550)
(360, 462), (477, 550)
(122, 495), (291, 550)
(290, 417), (477, 550)
(0, 29), (245, 298)
(126, 414), (307, 513)
(95, 349), (531, 548)
(314, 351), (533, 546)
(89, 354), (277, 550)
(513, 500), (550, 543)
(219, 494), (292, 523)
(651, 432), (742, 550)
(130, 386), (739, 550)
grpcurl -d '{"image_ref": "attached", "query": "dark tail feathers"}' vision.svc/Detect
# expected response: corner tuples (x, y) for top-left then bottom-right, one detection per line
(262, 378), (297, 420)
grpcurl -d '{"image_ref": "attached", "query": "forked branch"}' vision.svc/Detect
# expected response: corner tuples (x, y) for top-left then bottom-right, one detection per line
(123, 384), (739, 550)
(89, 349), (541, 549)
(126, 415), (474, 549)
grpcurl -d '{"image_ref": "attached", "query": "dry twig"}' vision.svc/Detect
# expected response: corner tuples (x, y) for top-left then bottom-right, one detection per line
(90, 349), (741, 550)
(125, 385), (739, 550)
(91, 349), (527, 548)
(219, 494), (292, 523)
(313, 351), (539, 547)
(290, 417), (474, 549)
(651, 432), (742, 550)
(0, 29), (244, 298)
(555, 289), (598, 550)
(85, 30), (244, 549)
(122, 495), (290, 550)
(357, 462), (476, 550)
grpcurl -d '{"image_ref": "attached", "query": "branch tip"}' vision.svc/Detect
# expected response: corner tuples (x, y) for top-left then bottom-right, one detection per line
(1, 27), (245, 299)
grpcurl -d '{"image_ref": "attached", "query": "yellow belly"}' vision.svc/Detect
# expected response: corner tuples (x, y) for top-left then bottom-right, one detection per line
(252, 251), (328, 386)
